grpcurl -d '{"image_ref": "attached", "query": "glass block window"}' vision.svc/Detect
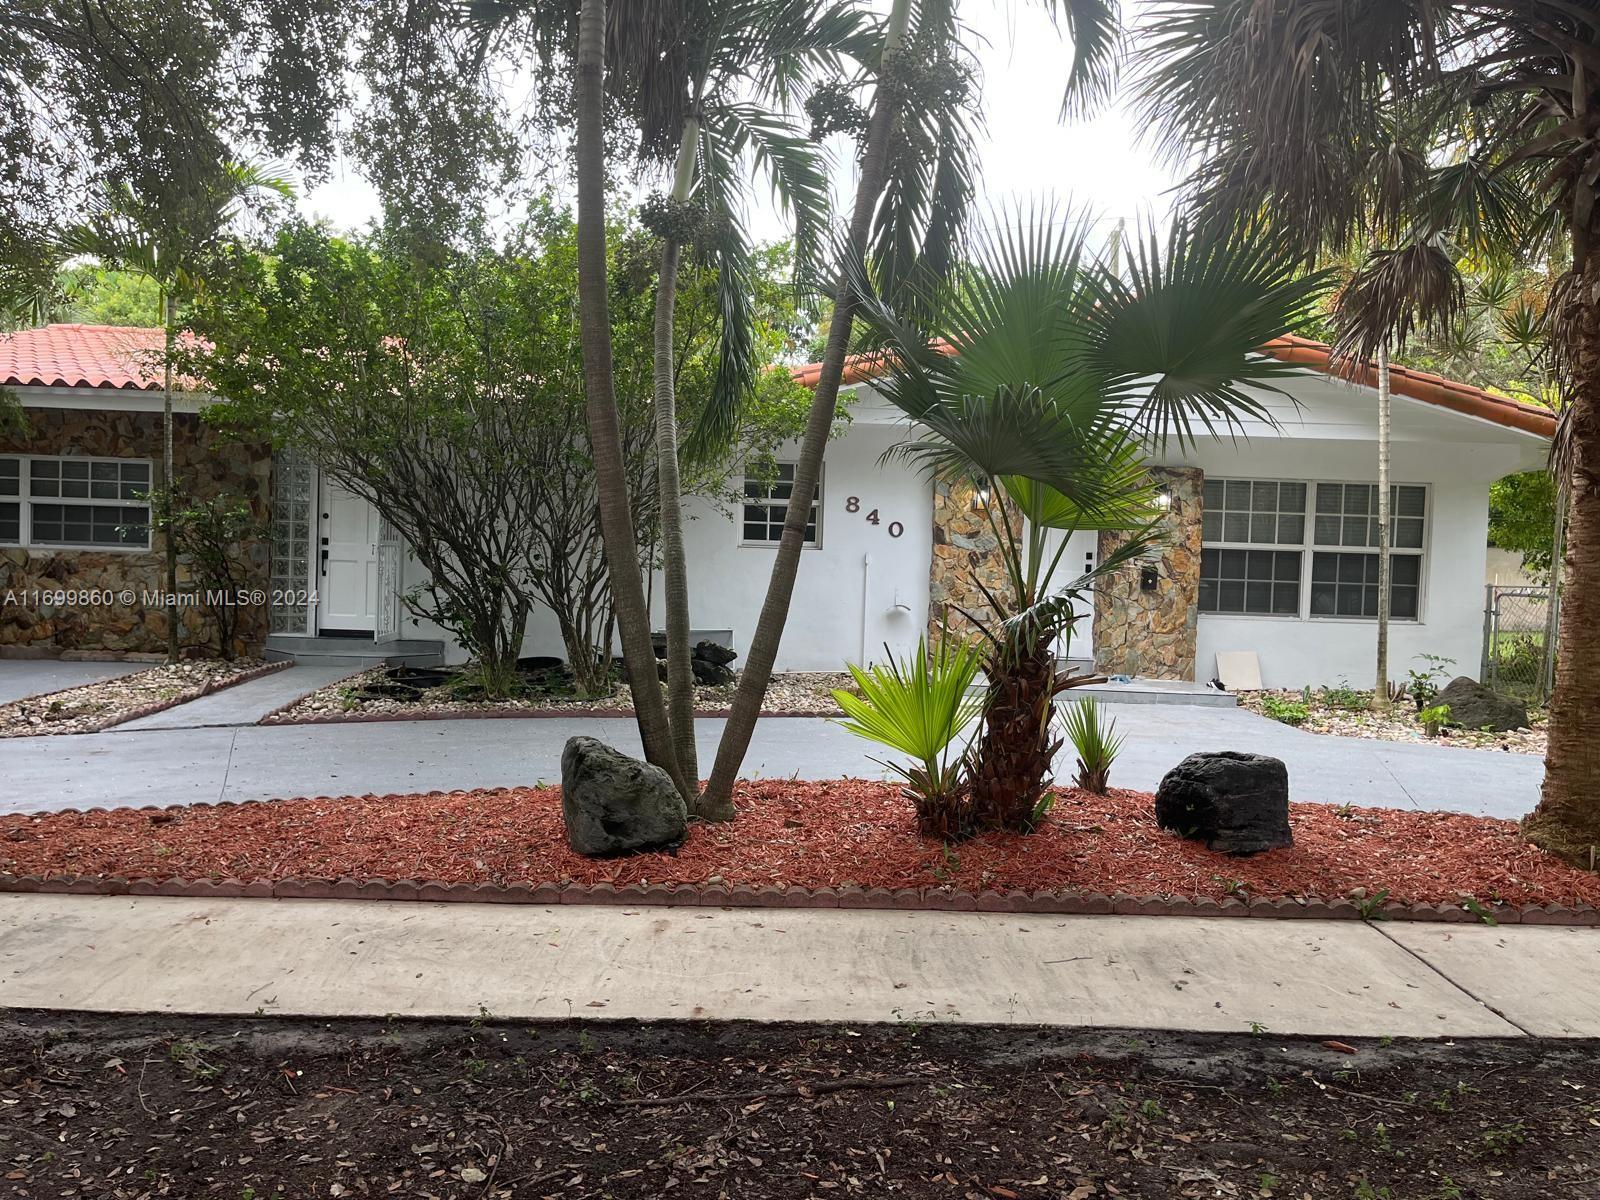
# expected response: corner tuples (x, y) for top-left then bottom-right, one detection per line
(8, 457), (151, 548)
(742, 462), (819, 546)
(1199, 548), (1302, 615)
(269, 450), (315, 634)
(1202, 479), (1306, 545)
(1310, 552), (1422, 619)
(1314, 483), (1427, 549)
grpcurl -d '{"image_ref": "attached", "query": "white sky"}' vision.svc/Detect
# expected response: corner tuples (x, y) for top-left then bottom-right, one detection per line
(298, 3), (1181, 243)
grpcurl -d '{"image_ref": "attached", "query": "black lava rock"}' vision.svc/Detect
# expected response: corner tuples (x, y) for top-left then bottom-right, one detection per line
(1154, 751), (1292, 856)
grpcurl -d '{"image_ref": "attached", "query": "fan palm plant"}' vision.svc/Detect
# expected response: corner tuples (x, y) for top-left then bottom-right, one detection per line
(832, 632), (985, 838)
(850, 211), (1327, 832)
(1129, 0), (1600, 866)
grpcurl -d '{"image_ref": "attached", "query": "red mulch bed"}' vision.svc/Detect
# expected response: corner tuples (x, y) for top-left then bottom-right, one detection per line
(4, 780), (1597, 909)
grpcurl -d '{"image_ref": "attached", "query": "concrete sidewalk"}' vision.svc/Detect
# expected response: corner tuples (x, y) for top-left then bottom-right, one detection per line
(2, 894), (1595, 1038)
(0, 707), (1543, 819)
(114, 664), (353, 730)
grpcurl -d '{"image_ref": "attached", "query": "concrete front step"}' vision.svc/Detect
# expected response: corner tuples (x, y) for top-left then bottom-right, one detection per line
(971, 660), (1238, 708)
(1070, 678), (1237, 707)
(264, 635), (445, 668)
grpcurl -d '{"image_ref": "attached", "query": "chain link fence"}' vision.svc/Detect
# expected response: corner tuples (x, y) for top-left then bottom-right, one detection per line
(1481, 585), (1558, 704)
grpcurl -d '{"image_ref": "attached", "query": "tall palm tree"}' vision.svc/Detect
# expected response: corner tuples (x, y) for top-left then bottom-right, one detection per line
(30, 163), (292, 661)
(1330, 237), (1467, 707)
(851, 211), (1326, 829)
(1133, 1), (1600, 866)
(700, 0), (993, 812)
(573, 0), (695, 799)
(615, 0), (871, 815)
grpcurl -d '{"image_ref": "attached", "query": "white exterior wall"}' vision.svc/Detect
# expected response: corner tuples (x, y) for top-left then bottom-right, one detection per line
(385, 368), (1546, 689)
(1168, 371), (1547, 691)
(670, 420), (932, 671)
(393, 415), (931, 674)
(1184, 438), (1500, 690)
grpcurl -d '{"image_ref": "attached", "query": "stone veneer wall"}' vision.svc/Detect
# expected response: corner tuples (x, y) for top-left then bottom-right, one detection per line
(1092, 466), (1204, 681)
(928, 479), (1020, 642)
(0, 407), (272, 657)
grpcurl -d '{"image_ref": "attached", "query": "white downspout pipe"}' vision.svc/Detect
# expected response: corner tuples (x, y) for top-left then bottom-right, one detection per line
(860, 552), (872, 665)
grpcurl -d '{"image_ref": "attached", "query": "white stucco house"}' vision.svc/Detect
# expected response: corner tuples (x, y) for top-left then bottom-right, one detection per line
(0, 324), (1553, 689)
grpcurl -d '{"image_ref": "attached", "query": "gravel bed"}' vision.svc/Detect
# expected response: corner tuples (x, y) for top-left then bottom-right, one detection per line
(1240, 689), (1548, 755)
(0, 659), (275, 738)
(264, 667), (851, 723)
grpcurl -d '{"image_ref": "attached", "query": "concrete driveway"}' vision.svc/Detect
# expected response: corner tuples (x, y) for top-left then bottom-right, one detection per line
(0, 703), (1542, 819)
(0, 659), (151, 706)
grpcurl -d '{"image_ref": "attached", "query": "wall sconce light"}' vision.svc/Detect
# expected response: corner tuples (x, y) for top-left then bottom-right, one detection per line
(1154, 483), (1173, 511)
(971, 482), (991, 511)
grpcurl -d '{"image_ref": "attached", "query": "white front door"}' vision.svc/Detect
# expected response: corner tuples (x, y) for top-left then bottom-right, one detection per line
(1036, 526), (1097, 661)
(319, 481), (380, 633)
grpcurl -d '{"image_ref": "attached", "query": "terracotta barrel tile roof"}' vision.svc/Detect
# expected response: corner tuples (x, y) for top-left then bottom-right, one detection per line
(790, 334), (1557, 439)
(0, 323), (169, 391)
(1260, 334), (1556, 439)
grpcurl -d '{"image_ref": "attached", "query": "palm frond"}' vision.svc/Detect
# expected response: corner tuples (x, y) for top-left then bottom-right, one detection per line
(832, 634), (983, 775)
(1037, 0), (1123, 119)
(1081, 220), (1330, 448)
(1331, 237), (1466, 366)
(714, 103), (830, 280)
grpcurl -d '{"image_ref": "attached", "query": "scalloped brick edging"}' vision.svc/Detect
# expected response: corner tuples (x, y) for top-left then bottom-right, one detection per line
(6, 659), (293, 738)
(0, 861), (1590, 926)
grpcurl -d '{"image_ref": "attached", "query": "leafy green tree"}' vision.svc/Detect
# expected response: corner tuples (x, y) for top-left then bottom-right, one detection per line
(1491, 471), (1560, 579)
(61, 268), (164, 327)
(2, 2), (355, 287)
(185, 211), (814, 696)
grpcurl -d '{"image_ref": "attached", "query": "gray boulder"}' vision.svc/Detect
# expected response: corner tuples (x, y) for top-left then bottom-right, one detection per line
(560, 736), (688, 857)
(1155, 751), (1292, 855)
(1432, 676), (1528, 732)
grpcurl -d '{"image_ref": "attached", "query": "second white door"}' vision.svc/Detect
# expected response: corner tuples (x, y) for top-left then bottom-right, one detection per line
(319, 480), (379, 633)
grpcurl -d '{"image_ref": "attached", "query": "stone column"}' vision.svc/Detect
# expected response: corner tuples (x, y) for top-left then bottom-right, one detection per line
(928, 479), (1017, 643)
(1092, 466), (1204, 681)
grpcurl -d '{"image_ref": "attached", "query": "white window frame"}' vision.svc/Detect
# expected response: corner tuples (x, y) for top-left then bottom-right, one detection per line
(739, 460), (823, 549)
(1199, 476), (1430, 624)
(0, 453), (154, 553)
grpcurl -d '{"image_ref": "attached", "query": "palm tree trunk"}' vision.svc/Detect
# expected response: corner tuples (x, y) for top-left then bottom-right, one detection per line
(655, 117), (702, 803)
(1541, 477), (1566, 702)
(573, 0), (692, 801)
(162, 291), (179, 663)
(1373, 339), (1391, 709)
(969, 634), (1061, 833)
(1525, 241), (1600, 866)
(701, 0), (915, 813)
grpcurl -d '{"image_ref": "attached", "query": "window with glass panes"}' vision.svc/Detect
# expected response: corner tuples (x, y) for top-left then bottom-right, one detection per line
(1309, 483), (1426, 619)
(741, 462), (819, 546)
(0, 456), (152, 549)
(1199, 480), (1307, 615)
(0, 457), (18, 545)
(1200, 478), (1427, 620)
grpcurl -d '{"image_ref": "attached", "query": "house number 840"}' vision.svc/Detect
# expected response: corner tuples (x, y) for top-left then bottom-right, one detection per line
(845, 496), (903, 538)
